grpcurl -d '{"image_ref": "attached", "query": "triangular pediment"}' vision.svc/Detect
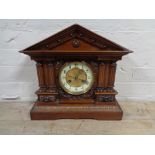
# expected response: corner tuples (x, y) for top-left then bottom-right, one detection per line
(52, 39), (100, 51)
(22, 24), (132, 52)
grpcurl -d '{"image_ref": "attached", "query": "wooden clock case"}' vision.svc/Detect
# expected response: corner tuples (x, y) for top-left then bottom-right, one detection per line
(20, 24), (132, 120)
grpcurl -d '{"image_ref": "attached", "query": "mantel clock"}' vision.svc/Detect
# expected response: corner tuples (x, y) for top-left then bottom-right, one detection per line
(20, 24), (132, 120)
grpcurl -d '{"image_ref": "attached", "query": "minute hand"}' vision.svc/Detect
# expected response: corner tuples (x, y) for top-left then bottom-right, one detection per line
(75, 69), (82, 79)
(78, 78), (88, 84)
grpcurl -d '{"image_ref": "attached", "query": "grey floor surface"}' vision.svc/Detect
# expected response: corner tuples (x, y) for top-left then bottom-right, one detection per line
(0, 101), (155, 134)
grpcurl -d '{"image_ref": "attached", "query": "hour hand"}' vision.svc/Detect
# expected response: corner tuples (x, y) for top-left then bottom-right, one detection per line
(81, 80), (89, 84)
(67, 75), (75, 79)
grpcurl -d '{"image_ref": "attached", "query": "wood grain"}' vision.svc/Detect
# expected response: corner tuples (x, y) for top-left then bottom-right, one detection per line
(36, 63), (45, 88)
(20, 24), (132, 120)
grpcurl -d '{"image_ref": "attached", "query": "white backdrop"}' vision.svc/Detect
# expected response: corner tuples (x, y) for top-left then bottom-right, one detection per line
(0, 19), (155, 102)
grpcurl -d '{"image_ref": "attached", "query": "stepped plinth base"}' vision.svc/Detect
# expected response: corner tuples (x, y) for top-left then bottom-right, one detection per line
(30, 100), (123, 120)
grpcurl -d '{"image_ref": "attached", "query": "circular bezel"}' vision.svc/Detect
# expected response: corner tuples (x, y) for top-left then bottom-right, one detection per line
(59, 61), (94, 95)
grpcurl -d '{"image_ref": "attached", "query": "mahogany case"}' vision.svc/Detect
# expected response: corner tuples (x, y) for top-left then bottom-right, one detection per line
(20, 24), (132, 120)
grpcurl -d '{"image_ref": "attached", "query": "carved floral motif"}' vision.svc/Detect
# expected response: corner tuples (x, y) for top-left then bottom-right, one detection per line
(58, 88), (94, 99)
(72, 39), (80, 48)
(39, 95), (56, 102)
(96, 95), (114, 102)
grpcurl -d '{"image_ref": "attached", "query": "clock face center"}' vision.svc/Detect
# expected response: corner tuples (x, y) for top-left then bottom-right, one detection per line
(59, 61), (94, 95)
(66, 67), (87, 87)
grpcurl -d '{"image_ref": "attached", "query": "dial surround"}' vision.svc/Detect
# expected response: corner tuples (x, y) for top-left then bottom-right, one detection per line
(59, 61), (94, 95)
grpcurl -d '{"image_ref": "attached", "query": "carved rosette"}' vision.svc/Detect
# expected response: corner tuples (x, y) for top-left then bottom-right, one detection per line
(72, 39), (80, 48)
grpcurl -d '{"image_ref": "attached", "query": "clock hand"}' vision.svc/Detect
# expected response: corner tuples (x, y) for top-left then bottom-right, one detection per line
(68, 69), (85, 81)
(75, 69), (85, 80)
(74, 70), (81, 79)
(78, 78), (89, 84)
(68, 75), (78, 80)
(82, 80), (89, 84)
(77, 77), (85, 80)
(67, 75), (74, 78)
(68, 69), (81, 79)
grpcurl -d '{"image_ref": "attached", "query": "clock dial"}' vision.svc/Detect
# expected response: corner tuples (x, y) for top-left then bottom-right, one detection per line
(59, 62), (94, 95)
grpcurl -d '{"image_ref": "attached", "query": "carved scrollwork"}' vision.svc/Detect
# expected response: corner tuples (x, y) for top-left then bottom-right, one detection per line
(39, 95), (56, 102)
(36, 29), (112, 50)
(58, 88), (94, 99)
(95, 87), (113, 92)
(97, 95), (114, 102)
(37, 87), (47, 93)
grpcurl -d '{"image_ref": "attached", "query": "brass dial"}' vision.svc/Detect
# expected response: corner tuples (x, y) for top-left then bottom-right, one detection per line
(59, 61), (94, 95)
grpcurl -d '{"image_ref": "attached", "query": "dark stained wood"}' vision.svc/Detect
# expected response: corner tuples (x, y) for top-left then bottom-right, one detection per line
(21, 50), (131, 61)
(20, 24), (132, 120)
(36, 63), (45, 89)
(21, 24), (133, 52)
(104, 64), (110, 87)
(98, 62), (105, 87)
(47, 63), (56, 88)
(108, 63), (117, 87)
(53, 39), (100, 51)
(43, 63), (49, 87)
(30, 101), (123, 120)
(59, 99), (95, 104)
